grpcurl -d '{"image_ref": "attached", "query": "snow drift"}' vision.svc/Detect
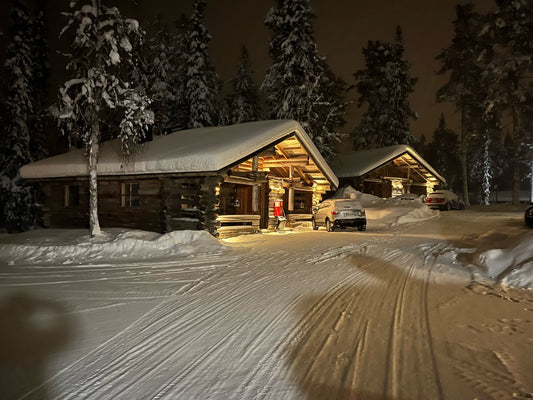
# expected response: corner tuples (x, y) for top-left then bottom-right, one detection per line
(0, 228), (226, 266)
(332, 186), (438, 227)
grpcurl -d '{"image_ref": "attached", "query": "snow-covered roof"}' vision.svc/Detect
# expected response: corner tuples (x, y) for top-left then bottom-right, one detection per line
(331, 145), (446, 184)
(20, 120), (338, 188)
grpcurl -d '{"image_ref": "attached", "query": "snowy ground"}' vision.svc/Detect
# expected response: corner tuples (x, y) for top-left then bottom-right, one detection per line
(1, 200), (532, 399)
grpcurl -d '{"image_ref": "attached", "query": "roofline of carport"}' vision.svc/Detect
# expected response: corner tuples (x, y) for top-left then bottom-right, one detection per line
(354, 150), (446, 185)
(218, 131), (338, 189)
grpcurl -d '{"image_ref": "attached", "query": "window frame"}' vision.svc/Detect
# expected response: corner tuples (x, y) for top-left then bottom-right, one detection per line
(64, 184), (80, 207)
(121, 182), (140, 208)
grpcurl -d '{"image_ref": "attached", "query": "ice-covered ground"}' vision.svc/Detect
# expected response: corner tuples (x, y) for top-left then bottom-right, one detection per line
(0, 196), (532, 399)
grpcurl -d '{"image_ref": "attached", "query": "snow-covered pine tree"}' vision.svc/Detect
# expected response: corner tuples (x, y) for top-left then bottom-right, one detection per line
(469, 107), (502, 204)
(352, 26), (417, 150)
(522, 90), (533, 202)
(0, 1), (37, 232)
(29, 6), (50, 161)
(478, 0), (532, 205)
(145, 16), (178, 136)
(262, 0), (347, 160)
(480, 134), (492, 205)
(180, 0), (220, 129)
(221, 46), (262, 125)
(414, 133), (427, 156)
(436, 4), (488, 206)
(424, 114), (461, 192)
(56, 1), (153, 237)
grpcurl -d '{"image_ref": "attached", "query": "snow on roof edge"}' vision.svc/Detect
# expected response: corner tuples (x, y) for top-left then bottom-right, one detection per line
(333, 145), (446, 184)
(20, 120), (339, 188)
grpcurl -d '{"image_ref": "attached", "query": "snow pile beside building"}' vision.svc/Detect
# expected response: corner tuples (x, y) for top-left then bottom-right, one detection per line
(332, 186), (438, 227)
(0, 228), (227, 266)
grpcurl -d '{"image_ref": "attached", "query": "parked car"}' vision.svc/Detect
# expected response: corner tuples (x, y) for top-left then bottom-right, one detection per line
(525, 205), (533, 227)
(394, 193), (422, 202)
(312, 199), (367, 232)
(425, 190), (465, 211)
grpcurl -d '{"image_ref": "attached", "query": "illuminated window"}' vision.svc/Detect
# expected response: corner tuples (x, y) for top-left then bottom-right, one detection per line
(121, 183), (140, 207)
(64, 185), (80, 207)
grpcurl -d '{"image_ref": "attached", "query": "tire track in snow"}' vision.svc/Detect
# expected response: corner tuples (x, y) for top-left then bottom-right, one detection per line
(275, 245), (444, 399)
(380, 248), (443, 400)
(53, 252), (304, 400)
(23, 232), (447, 399)
(235, 258), (377, 399)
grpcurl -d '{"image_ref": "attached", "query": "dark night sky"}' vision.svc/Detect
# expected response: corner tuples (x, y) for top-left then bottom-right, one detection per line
(1, 0), (497, 148)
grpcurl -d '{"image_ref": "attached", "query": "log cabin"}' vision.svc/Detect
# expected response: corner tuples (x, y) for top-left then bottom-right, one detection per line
(20, 120), (338, 237)
(331, 145), (446, 198)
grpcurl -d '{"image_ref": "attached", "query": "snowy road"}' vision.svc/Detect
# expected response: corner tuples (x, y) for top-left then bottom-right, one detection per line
(1, 211), (532, 399)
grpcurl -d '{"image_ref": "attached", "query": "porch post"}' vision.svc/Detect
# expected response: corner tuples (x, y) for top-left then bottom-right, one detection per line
(252, 156), (259, 213)
(288, 166), (294, 211)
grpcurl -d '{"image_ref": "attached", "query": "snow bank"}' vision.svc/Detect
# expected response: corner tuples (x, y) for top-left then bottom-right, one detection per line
(425, 229), (533, 289)
(0, 228), (227, 266)
(475, 231), (533, 288)
(332, 186), (438, 227)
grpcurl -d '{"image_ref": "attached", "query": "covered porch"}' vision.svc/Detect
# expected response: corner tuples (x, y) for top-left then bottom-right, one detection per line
(217, 133), (336, 236)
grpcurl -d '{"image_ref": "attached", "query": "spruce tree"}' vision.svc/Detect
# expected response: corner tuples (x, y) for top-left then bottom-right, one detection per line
(469, 110), (502, 205)
(180, 0), (220, 129)
(436, 5), (487, 206)
(29, 7), (50, 161)
(56, 1), (153, 237)
(352, 26), (417, 150)
(478, 0), (532, 205)
(262, 0), (347, 160)
(0, 1), (37, 232)
(425, 114), (460, 192)
(145, 16), (179, 136)
(522, 89), (533, 202)
(222, 46), (262, 125)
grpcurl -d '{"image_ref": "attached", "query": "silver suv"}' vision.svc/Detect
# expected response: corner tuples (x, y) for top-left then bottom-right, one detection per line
(312, 199), (367, 232)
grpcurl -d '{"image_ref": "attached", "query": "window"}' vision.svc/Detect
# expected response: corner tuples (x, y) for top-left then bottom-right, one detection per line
(121, 183), (140, 207)
(64, 185), (80, 207)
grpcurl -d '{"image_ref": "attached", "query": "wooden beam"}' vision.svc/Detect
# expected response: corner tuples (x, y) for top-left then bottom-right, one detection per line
(262, 157), (309, 167)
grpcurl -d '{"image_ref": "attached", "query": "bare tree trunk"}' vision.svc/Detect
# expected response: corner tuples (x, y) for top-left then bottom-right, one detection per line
(88, 126), (102, 237)
(512, 106), (521, 206)
(461, 107), (470, 206)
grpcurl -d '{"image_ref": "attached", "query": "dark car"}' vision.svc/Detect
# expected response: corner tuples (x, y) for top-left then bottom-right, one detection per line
(525, 206), (533, 227)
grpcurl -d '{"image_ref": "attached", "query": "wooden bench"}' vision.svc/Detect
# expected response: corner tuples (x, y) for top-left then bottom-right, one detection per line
(287, 213), (313, 225)
(217, 214), (261, 238)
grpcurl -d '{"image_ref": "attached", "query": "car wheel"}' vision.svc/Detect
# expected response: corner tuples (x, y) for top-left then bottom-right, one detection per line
(358, 224), (366, 232)
(312, 218), (318, 230)
(326, 219), (334, 232)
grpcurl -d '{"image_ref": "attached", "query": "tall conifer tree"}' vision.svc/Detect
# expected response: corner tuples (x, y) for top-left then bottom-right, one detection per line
(262, 0), (347, 160)
(352, 26), (417, 150)
(425, 114), (460, 192)
(478, 0), (532, 205)
(436, 5), (487, 206)
(180, 0), (220, 129)
(145, 16), (179, 136)
(0, 1), (39, 232)
(222, 46), (262, 125)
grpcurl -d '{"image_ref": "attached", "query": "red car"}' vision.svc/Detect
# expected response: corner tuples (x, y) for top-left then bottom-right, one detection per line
(425, 190), (465, 211)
